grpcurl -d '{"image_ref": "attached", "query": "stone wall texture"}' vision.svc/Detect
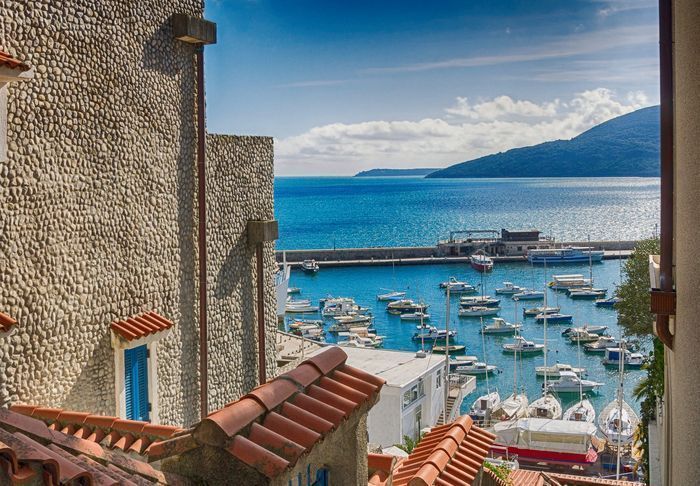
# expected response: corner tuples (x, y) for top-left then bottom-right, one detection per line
(0, 1), (277, 427)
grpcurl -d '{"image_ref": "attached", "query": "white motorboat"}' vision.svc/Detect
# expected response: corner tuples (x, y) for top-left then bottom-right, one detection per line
(561, 325), (608, 336)
(528, 394), (562, 419)
(412, 327), (456, 342)
(528, 247), (604, 264)
(333, 314), (372, 325)
(502, 336), (544, 354)
(512, 289), (545, 300)
(287, 287), (301, 294)
(400, 312), (431, 321)
(453, 358), (498, 375)
(322, 299), (370, 317)
(376, 290), (406, 301)
(546, 371), (603, 393)
(602, 348), (646, 368)
(495, 282), (523, 295)
(285, 303), (319, 313)
(387, 299), (429, 314)
(491, 393), (529, 421)
(481, 317), (522, 335)
(583, 335), (620, 353)
(567, 329), (601, 344)
(459, 306), (501, 317)
(337, 333), (383, 349)
(448, 355), (479, 370)
(288, 318), (323, 328)
(535, 313), (573, 323)
(548, 274), (592, 290)
(470, 391), (501, 426)
(564, 399), (596, 423)
(535, 363), (586, 378)
(599, 400), (638, 445)
(439, 277), (478, 293)
(568, 288), (607, 299)
(595, 296), (621, 307)
(460, 296), (500, 307)
(523, 306), (560, 317)
(470, 253), (494, 272)
(301, 259), (319, 274)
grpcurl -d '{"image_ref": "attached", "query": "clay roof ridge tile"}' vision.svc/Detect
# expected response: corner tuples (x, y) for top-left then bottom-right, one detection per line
(301, 346), (347, 375)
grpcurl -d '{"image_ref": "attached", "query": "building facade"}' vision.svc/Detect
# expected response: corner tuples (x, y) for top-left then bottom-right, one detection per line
(0, 0), (277, 427)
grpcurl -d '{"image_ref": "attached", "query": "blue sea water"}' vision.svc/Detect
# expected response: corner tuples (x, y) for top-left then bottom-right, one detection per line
(288, 259), (646, 416)
(274, 177), (660, 250)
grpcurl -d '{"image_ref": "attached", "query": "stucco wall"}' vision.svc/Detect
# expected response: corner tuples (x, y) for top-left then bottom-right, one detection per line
(205, 134), (277, 412)
(0, 1), (277, 427)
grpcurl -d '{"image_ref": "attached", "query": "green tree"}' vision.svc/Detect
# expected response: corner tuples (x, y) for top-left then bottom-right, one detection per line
(615, 238), (660, 337)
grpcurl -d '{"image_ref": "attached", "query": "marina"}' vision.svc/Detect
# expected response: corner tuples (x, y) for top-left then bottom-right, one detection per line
(281, 258), (646, 422)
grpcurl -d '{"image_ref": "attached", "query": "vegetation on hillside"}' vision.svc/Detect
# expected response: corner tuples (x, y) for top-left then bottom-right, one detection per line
(427, 106), (660, 178)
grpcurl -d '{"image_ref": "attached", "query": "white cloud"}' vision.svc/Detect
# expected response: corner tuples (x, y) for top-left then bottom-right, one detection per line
(595, 0), (656, 18)
(275, 88), (653, 175)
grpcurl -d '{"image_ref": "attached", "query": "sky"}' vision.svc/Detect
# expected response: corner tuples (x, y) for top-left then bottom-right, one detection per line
(204, 0), (659, 176)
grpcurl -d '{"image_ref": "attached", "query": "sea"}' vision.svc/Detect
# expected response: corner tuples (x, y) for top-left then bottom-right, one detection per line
(275, 176), (660, 416)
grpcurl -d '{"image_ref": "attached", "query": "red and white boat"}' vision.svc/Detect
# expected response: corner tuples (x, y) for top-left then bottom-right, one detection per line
(470, 253), (494, 272)
(493, 418), (599, 465)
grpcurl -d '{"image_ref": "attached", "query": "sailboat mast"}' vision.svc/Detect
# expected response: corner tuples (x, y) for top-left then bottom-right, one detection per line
(444, 286), (450, 422)
(481, 316), (490, 393)
(543, 260), (549, 395)
(616, 339), (626, 479)
(588, 235), (593, 286)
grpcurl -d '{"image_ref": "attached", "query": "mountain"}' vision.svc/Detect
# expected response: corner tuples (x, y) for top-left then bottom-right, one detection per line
(427, 105), (660, 178)
(355, 168), (437, 177)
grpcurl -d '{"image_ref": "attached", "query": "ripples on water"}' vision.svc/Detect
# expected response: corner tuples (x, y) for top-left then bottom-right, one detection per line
(274, 177), (660, 249)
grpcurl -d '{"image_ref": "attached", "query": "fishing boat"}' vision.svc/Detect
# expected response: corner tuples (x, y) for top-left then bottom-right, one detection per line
(493, 418), (599, 464)
(470, 252), (494, 272)
(439, 277), (479, 293)
(527, 246), (604, 264)
(431, 344), (466, 354)
(561, 325), (608, 336)
(535, 363), (586, 378)
(528, 394), (562, 419)
(458, 306), (500, 317)
(564, 399), (596, 423)
(599, 400), (638, 446)
(491, 393), (529, 421)
(470, 391), (501, 426)
(337, 333), (383, 349)
(287, 287), (301, 294)
(386, 299), (429, 314)
(548, 274), (592, 291)
(512, 289), (544, 300)
(376, 290), (406, 301)
(567, 329), (601, 344)
(523, 306), (560, 317)
(502, 336), (544, 354)
(301, 259), (319, 274)
(400, 312), (431, 321)
(460, 296), (500, 307)
(568, 288), (607, 299)
(602, 348), (646, 368)
(595, 296), (621, 307)
(495, 282), (523, 295)
(453, 358), (498, 376)
(285, 302), (319, 313)
(546, 371), (603, 393)
(534, 313), (573, 323)
(481, 317), (521, 335)
(583, 335), (620, 353)
(412, 327), (456, 342)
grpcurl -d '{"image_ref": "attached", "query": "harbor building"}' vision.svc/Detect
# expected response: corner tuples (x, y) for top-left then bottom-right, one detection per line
(0, 1), (277, 427)
(436, 228), (555, 257)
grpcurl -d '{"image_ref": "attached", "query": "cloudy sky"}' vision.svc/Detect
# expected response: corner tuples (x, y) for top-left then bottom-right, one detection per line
(205, 0), (659, 175)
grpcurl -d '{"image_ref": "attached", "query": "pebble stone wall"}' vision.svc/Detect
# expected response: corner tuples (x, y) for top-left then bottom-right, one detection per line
(0, 1), (277, 427)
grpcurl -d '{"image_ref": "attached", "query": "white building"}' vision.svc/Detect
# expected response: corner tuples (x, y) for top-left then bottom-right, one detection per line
(319, 346), (475, 448)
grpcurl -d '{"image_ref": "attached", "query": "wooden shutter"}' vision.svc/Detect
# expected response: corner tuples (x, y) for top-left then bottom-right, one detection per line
(124, 345), (150, 421)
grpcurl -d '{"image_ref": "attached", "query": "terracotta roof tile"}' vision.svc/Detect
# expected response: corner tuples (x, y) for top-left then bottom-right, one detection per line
(0, 51), (29, 71)
(392, 415), (496, 486)
(508, 468), (644, 486)
(110, 311), (173, 341)
(187, 347), (384, 479)
(0, 312), (17, 334)
(368, 453), (398, 486)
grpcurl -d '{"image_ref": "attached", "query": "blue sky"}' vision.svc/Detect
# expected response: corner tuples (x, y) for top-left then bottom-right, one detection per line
(205, 0), (659, 175)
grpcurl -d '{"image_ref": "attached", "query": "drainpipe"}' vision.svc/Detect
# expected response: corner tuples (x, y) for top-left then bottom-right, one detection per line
(172, 13), (217, 420)
(247, 220), (279, 385)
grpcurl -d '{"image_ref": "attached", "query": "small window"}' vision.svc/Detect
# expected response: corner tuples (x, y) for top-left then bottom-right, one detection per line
(124, 345), (150, 421)
(436, 369), (442, 388)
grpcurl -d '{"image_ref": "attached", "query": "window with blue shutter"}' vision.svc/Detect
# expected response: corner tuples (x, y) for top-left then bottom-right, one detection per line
(124, 345), (150, 421)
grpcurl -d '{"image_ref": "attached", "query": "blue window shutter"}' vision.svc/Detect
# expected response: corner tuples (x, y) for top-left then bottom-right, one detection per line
(124, 345), (150, 421)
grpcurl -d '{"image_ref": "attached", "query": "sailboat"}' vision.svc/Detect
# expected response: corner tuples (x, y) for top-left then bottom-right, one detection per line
(470, 317), (502, 426)
(492, 319), (529, 422)
(528, 279), (562, 420)
(564, 330), (596, 423)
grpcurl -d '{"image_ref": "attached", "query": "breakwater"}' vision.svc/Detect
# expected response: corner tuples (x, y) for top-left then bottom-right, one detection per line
(275, 240), (637, 268)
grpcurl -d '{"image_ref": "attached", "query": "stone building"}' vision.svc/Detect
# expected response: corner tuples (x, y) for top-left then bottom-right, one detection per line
(0, 0), (278, 427)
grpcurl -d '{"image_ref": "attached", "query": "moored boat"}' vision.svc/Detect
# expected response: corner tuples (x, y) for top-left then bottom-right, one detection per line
(287, 287), (301, 294)
(583, 335), (620, 353)
(491, 393), (529, 421)
(528, 247), (604, 264)
(502, 336), (544, 354)
(523, 306), (560, 317)
(568, 288), (607, 299)
(386, 299), (429, 314)
(453, 358), (498, 376)
(567, 329), (601, 344)
(412, 327), (456, 342)
(431, 344), (466, 354)
(535, 363), (586, 378)
(512, 289), (544, 300)
(333, 314), (372, 325)
(601, 348), (646, 368)
(400, 312), (431, 321)
(337, 333), (383, 349)
(546, 371), (603, 393)
(528, 394), (562, 419)
(481, 317), (521, 335)
(470, 391), (501, 426)
(301, 259), (319, 274)
(376, 290), (406, 301)
(495, 282), (523, 295)
(470, 253), (494, 272)
(561, 325), (608, 336)
(595, 296), (621, 307)
(458, 305), (500, 317)
(535, 312), (573, 323)
(599, 400), (638, 445)
(548, 274), (592, 290)
(439, 277), (479, 293)
(460, 296), (500, 307)
(564, 399), (596, 423)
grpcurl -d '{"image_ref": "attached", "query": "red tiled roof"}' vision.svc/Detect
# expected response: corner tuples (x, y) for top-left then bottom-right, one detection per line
(391, 415), (496, 486)
(110, 311), (173, 341)
(0, 407), (187, 484)
(0, 50), (29, 71)
(0, 312), (17, 333)
(151, 347), (384, 479)
(368, 453), (399, 485)
(507, 469), (644, 486)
